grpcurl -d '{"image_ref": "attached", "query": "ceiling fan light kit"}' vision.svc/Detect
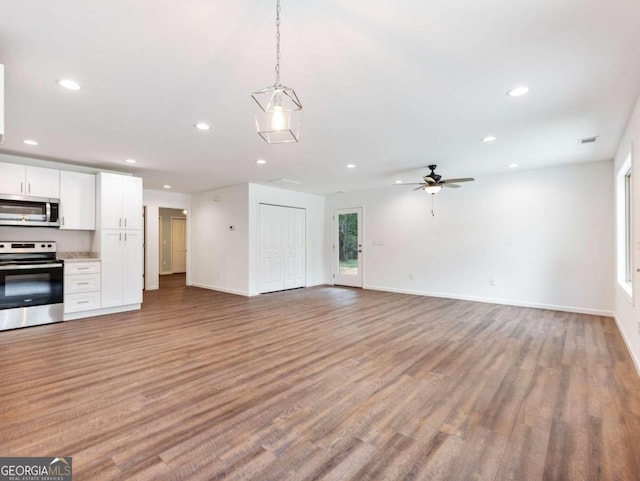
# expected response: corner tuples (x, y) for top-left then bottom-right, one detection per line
(251, 0), (303, 144)
(395, 165), (475, 216)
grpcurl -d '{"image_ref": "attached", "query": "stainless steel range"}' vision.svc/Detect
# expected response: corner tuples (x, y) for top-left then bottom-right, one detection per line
(0, 241), (64, 331)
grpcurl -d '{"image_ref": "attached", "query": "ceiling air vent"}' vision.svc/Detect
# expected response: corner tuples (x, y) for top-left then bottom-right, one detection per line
(268, 178), (302, 185)
(579, 136), (598, 145)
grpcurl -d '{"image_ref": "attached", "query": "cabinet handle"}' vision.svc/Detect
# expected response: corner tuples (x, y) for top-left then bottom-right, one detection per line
(28, 183), (31, 194)
(62, 216), (65, 226)
(124, 218), (127, 228)
(77, 267), (90, 270)
(119, 233), (122, 241)
(20, 182), (24, 193)
(77, 282), (90, 285)
(125, 232), (128, 241)
(119, 218), (122, 228)
(77, 301), (90, 304)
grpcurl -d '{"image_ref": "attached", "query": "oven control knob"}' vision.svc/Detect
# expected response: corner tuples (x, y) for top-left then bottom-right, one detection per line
(48, 244), (52, 248)
(0, 244), (4, 248)
(41, 244), (46, 248)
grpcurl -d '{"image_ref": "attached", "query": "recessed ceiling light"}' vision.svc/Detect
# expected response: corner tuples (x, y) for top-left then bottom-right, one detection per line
(347, 164), (356, 169)
(58, 79), (81, 91)
(23, 139), (39, 146)
(509, 163), (519, 168)
(506, 86), (529, 97)
(125, 159), (137, 164)
(163, 185), (171, 189)
(194, 122), (210, 131)
(395, 180), (403, 184)
(256, 159), (267, 165)
(482, 136), (497, 143)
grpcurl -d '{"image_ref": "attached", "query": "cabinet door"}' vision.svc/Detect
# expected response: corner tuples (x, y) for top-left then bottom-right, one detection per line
(60, 171), (96, 230)
(98, 173), (123, 229)
(26, 166), (60, 198)
(121, 176), (143, 230)
(122, 230), (143, 305)
(100, 231), (123, 308)
(0, 162), (25, 195)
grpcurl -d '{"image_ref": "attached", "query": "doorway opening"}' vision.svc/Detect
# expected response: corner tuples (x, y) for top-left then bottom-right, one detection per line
(159, 207), (187, 289)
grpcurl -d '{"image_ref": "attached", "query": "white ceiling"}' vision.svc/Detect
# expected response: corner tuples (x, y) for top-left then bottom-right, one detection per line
(1, 0), (639, 194)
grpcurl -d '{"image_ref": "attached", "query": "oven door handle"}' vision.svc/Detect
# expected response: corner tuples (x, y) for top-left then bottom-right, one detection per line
(0, 263), (63, 271)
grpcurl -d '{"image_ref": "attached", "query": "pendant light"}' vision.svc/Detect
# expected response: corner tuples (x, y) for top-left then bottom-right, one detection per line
(251, 0), (303, 144)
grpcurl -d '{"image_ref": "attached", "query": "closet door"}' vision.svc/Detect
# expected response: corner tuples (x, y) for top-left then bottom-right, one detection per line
(284, 207), (305, 289)
(259, 204), (285, 293)
(259, 204), (306, 293)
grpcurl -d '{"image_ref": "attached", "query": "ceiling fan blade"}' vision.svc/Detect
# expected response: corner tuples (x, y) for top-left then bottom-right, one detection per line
(441, 178), (475, 184)
(394, 183), (426, 186)
(413, 186), (426, 191)
(423, 176), (436, 183)
(442, 183), (460, 188)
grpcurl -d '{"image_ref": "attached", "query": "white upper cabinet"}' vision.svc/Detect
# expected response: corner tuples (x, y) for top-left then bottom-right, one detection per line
(59, 171), (96, 230)
(25, 166), (60, 198)
(0, 163), (25, 195)
(121, 176), (143, 230)
(0, 162), (60, 198)
(96, 172), (143, 230)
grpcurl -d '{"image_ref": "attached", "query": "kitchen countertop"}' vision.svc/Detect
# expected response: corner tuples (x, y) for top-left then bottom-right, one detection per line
(57, 252), (101, 262)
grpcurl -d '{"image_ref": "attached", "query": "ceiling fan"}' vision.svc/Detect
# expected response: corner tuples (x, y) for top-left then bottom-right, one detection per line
(396, 165), (475, 216)
(398, 165), (475, 193)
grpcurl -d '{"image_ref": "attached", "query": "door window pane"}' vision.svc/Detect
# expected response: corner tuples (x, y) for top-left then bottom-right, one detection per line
(338, 213), (358, 275)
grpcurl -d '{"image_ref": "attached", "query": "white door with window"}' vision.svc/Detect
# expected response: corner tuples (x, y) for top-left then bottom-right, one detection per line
(259, 204), (306, 293)
(334, 208), (363, 287)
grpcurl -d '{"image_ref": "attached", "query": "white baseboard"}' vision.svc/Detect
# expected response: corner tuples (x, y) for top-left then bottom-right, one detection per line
(63, 303), (141, 321)
(363, 284), (615, 317)
(613, 315), (640, 379)
(190, 282), (249, 297)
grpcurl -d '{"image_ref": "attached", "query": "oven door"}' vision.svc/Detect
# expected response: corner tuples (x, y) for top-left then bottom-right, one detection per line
(0, 263), (64, 310)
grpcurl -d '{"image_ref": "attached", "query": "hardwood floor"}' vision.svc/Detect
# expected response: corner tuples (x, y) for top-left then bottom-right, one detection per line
(1, 284), (640, 480)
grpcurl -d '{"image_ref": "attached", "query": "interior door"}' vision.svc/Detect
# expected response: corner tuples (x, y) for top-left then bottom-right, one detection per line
(171, 217), (187, 273)
(334, 208), (363, 287)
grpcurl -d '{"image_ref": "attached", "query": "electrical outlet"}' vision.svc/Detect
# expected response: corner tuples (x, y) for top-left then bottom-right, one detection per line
(409, 273), (414, 280)
(489, 278), (496, 286)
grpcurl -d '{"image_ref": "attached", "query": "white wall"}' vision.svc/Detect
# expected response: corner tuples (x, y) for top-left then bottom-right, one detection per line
(190, 184), (249, 296)
(143, 189), (191, 290)
(614, 94), (640, 375)
(327, 160), (614, 316)
(248, 183), (327, 295)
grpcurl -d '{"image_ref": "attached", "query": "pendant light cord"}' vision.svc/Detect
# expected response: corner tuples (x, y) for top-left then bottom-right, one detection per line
(275, 0), (281, 86)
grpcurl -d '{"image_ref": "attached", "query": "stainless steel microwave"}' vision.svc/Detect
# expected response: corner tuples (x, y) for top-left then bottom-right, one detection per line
(0, 195), (60, 227)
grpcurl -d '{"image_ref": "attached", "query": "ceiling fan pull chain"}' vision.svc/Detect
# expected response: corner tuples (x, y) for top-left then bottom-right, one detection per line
(431, 194), (435, 217)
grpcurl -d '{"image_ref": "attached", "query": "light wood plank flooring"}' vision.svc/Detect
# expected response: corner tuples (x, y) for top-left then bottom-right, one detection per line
(1, 280), (640, 480)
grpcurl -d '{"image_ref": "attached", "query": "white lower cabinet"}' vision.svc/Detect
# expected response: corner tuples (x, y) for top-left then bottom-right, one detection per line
(64, 261), (101, 315)
(101, 230), (143, 308)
